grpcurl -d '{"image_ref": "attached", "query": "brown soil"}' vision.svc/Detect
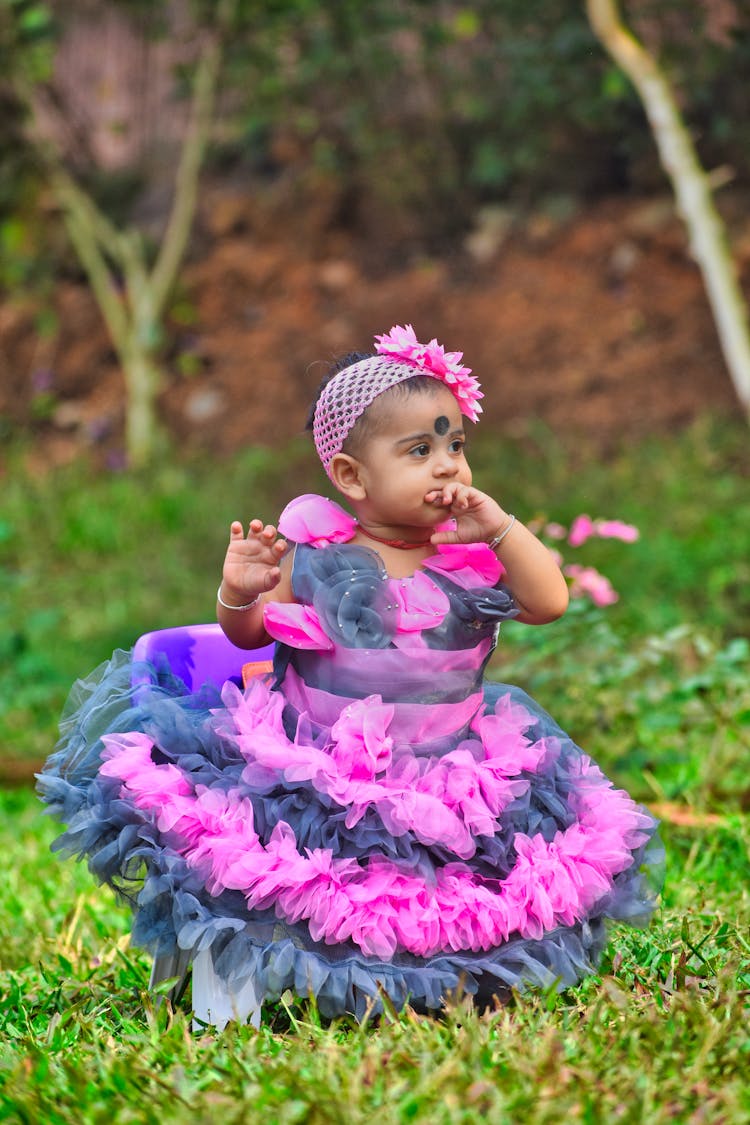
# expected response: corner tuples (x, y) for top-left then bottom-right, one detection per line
(2, 186), (748, 472)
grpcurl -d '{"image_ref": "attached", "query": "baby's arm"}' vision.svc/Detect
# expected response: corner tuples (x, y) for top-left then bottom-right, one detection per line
(427, 484), (569, 625)
(217, 519), (294, 648)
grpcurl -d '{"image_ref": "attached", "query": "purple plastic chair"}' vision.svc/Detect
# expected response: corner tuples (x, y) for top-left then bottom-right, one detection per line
(131, 622), (274, 1019)
(132, 623), (274, 695)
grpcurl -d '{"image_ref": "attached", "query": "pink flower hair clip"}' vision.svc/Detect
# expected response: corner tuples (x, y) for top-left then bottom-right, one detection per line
(374, 324), (484, 422)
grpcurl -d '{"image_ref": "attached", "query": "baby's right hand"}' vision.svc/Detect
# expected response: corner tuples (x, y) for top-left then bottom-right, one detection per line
(220, 519), (287, 605)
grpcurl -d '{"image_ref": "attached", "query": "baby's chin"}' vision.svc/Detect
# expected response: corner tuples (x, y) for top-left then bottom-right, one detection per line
(421, 504), (456, 531)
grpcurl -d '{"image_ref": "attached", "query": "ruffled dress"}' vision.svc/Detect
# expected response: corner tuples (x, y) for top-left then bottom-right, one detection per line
(38, 494), (661, 1021)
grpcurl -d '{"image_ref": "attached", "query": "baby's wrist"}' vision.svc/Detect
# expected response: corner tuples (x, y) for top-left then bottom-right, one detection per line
(479, 502), (509, 538)
(217, 582), (262, 611)
(486, 514), (517, 551)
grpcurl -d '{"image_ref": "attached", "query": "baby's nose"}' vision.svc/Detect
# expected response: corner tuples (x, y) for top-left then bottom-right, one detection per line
(435, 455), (458, 476)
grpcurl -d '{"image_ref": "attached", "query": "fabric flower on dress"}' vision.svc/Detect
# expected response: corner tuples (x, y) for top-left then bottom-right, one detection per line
(313, 569), (397, 649)
(374, 324), (484, 422)
(450, 584), (519, 626)
(310, 543), (381, 577)
(389, 571), (451, 632)
(290, 539), (399, 647)
(263, 602), (334, 650)
(297, 542), (384, 600)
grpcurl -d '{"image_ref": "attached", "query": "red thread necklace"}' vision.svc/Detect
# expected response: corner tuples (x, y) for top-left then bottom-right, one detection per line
(356, 524), (433, 550)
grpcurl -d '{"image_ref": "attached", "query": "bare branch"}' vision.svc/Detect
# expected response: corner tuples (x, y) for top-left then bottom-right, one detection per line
(586, 0), (750, 416)
(51, 169), (129, 349)
(149, 0), (236, 317)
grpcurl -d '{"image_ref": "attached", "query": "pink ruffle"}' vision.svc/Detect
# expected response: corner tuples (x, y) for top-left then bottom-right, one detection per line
(101, 732), (649, 958)
(219, 679), (531, 857)
(99, 731), (192, 801)
(424, 543), (504, 589)
(278, 494), (358, 547)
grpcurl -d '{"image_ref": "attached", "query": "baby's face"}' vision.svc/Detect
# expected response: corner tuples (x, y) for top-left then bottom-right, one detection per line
(352, 384), (472, 530)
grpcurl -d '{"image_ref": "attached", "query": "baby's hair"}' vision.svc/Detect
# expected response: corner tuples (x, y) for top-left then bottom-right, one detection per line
(307, 352), (443, 461)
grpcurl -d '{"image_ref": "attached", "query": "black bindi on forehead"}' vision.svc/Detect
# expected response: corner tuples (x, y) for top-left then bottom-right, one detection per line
(434, 415), (450, 435)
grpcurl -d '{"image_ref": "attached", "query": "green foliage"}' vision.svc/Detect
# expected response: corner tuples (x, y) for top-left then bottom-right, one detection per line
(217, 0), (750, 237)
(0, 1), (57, 283)
(221, 0), (640, 236)
(0, 437), (314, 760)
(0, 0), (56, 80)
(4, 0), (750, 274)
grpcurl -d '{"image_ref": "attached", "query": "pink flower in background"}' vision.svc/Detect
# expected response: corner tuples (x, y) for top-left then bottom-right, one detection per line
(568, 514), (639, 547)
(564, 565), (619, 607)
(543, 522), (567, 540)
(596, 520), (639, 543)
(537, 513), (639, 607)
(568, 515), (596, 547)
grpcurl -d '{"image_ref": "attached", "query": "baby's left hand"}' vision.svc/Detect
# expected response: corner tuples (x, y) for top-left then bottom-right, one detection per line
(426, 483), (506, 545)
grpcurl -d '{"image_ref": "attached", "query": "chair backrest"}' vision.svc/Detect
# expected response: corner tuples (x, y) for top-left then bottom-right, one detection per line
(132, 623), (274, 693)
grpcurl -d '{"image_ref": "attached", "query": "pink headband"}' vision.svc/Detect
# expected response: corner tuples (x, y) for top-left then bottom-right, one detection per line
(313, 324), (483, 477)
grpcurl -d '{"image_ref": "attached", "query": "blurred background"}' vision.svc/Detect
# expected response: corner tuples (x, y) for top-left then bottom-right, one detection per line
(2, 0), (750, 463)
(1, 0), (749, 797)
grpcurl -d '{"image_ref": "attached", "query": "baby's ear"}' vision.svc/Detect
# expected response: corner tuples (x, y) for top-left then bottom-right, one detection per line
(330, 453), (366, 500)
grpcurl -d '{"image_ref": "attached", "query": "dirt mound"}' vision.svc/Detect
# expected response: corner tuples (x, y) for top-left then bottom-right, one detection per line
(2, 189), (746, 472)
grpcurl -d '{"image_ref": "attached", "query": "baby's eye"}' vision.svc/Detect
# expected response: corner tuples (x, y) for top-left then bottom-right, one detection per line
(410, 443), (431, 458)
(449, 439), (465, 453)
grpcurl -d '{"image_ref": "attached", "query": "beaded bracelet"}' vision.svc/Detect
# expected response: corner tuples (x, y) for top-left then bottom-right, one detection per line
(217, 585), (261, 612)
(487, 515), (516, 552)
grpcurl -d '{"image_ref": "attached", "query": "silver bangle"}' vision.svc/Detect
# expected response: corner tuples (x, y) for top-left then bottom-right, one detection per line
(217, 585), (261, 612)
(487, 515), (516, 552)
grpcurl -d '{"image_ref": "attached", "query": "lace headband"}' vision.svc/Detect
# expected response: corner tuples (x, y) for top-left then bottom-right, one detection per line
(312, 324), (483, 477)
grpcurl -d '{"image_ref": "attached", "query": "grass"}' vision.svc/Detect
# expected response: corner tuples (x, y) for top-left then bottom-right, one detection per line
(1, 415), (750, 1121)
(1, 786), (748, 1123)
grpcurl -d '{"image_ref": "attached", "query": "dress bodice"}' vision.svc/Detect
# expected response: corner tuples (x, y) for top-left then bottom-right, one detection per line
(262, 495), (518, 746)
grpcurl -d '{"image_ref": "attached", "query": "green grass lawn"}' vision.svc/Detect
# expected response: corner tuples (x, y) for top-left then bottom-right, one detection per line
(1, 786), (748, 1123)
(1, 416), (749, 1122)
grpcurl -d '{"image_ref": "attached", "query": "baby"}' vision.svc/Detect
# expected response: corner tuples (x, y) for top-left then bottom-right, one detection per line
(40, 325), (661, 1029)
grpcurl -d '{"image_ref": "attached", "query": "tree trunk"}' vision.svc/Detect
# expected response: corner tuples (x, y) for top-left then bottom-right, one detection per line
(586, 0), (750, 418)
(122, 344), (164, 469)
(22, 4), (233, 466)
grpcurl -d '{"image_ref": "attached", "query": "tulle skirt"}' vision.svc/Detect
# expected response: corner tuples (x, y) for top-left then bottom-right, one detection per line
(38, 649), (662, 1020)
